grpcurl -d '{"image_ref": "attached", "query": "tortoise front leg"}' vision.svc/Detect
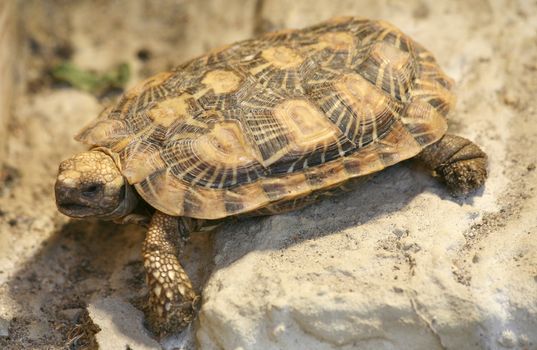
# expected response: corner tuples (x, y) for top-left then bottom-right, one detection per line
(418, 134), (488, 195)
(143, 211), (198, 335)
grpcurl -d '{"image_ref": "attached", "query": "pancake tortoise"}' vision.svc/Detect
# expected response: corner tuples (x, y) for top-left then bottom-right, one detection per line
(55, 17), (488, 335)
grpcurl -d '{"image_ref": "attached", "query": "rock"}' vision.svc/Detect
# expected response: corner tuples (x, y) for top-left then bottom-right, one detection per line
(0, 317), (10, 338)
(497, 330), (517, 348)
(87, 297), (160, 350)
(195, 2), (537, 349)
(198, 175), (537, 350)
(161, 326), (197, 350)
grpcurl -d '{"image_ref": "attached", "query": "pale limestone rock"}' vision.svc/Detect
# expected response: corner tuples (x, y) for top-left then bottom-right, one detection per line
(195, 1), (537, 349)
(88, 297), (160, 350)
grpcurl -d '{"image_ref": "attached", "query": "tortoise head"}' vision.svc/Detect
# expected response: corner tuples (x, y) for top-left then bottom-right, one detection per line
(55, 150), (138, 219)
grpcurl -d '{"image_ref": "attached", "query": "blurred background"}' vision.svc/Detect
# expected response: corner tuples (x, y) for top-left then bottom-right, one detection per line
(0, 1), (536, 349)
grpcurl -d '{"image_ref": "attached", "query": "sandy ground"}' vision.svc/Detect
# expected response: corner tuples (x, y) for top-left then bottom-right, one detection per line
(0, 0), (536, 349)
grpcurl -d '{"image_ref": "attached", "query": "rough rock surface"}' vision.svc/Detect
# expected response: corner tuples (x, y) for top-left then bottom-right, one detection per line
(87, 297), (161, 349)
(200, 1), (537, 349)
(0, 0), (536, 349)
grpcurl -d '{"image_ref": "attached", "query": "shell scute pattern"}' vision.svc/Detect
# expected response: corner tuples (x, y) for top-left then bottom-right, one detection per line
(76, 18), (453, 219)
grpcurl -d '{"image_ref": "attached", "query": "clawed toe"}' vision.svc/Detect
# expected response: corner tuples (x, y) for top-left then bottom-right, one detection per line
(419, 134), (488, 195)
(145, 295), (199, 336)
(437, 157), (488, 195)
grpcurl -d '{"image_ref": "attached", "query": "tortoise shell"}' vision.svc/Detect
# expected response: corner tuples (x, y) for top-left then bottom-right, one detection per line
(76, 17), (454, 220)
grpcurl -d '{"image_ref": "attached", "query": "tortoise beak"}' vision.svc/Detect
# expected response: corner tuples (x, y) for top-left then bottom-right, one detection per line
(54, 176), (105, 218)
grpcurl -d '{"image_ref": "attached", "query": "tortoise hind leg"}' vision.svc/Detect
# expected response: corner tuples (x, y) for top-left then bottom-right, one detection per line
(418, 134), (488, 195)
(143, 211), (199, 336)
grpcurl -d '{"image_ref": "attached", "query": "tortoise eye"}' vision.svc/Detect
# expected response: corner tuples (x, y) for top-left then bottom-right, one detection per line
(81, 184), (101, 197)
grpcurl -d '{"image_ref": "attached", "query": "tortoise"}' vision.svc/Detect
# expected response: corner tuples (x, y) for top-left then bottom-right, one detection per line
(54, 17), (488, 335)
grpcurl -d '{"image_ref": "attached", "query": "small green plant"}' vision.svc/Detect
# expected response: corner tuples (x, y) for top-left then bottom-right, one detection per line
(51, 62), (130, 95)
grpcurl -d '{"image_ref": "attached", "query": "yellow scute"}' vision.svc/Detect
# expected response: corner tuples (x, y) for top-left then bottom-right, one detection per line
(195, 121), (258, 166)
(317, 32), (355, 51)
(274, 99), (339, 146)
(202, 70), (242, 94)
(335, 74), (387, 115)
(371, 42), (411, 69)
(261, 46), (304, 69)
(148, 94), (192, 127)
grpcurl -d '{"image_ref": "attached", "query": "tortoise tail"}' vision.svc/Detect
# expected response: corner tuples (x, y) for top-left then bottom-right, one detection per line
(418, 134), (488, 195)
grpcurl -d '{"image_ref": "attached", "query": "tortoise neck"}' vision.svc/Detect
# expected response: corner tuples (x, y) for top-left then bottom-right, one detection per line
(99, 182), (139, 220)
